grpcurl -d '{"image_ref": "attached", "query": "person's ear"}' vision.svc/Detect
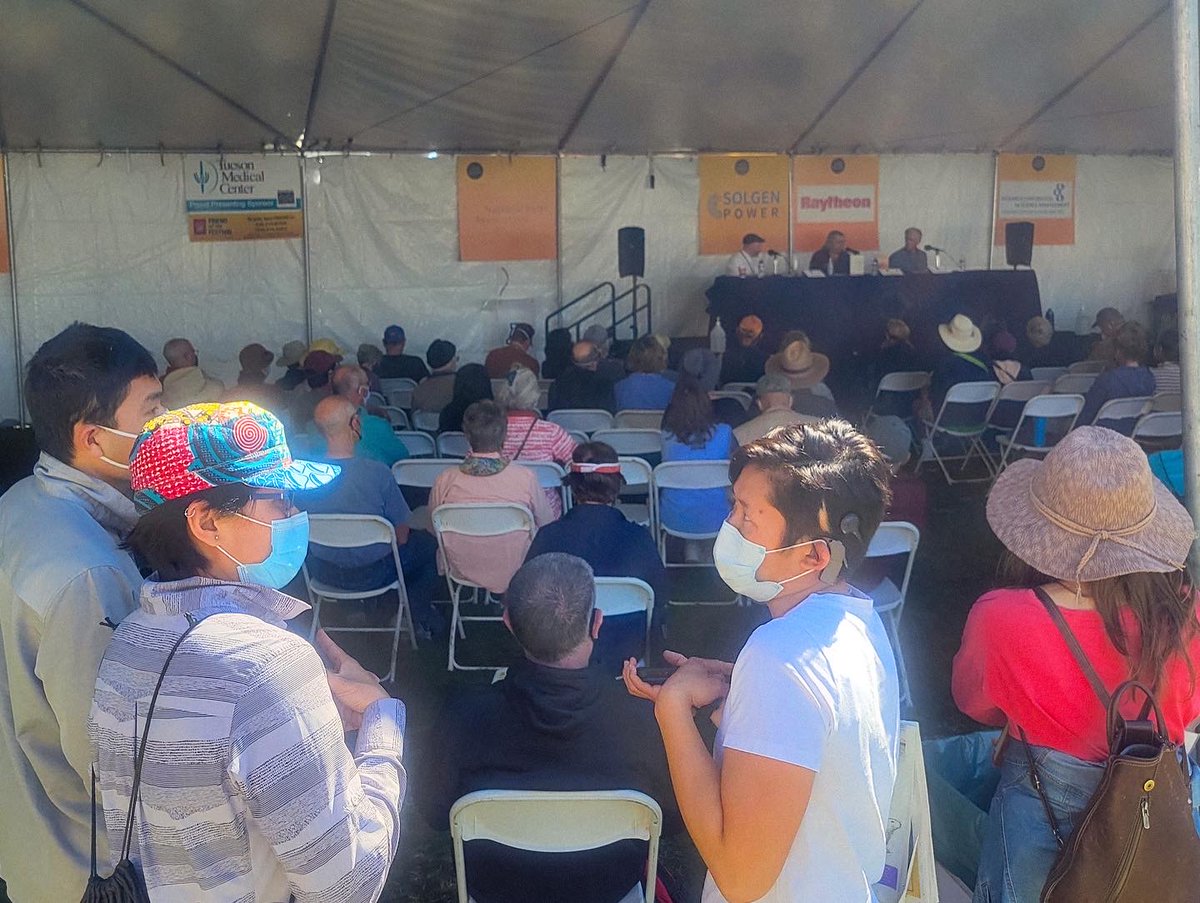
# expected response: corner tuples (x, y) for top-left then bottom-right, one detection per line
(501, 608), (515, 637)
(73, 422), (106, 461)
(186, 502), (224, 550)
(591, 608), (604, 640)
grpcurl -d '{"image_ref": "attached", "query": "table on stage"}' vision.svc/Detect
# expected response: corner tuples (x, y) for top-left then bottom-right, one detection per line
(705, 269), (1042, 363)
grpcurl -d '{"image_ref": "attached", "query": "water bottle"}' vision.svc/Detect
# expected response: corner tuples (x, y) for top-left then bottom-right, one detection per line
(710, 320), (727, 355)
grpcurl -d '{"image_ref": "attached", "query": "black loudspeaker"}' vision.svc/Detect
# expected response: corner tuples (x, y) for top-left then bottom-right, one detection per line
(1005, 221), (1034, 268)
(618, 226), (645, 278)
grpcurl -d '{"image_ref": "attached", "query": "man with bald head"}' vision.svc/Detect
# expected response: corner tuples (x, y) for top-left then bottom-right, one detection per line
(322, 364), (410, 466)
(547, 340), (617, 413)
(161, 337), (225, 408)
(302, 394), (441, 638)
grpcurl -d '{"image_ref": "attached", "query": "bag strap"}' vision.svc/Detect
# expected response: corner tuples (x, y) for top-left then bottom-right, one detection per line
(954, 352), (991, 374)
(1018, 727), (1066, 849)
(511, 415), (537, 461)
(1032, 587), (1111, 709)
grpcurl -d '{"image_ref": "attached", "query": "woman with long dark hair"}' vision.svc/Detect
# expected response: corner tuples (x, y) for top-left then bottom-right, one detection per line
(659, 377), (736, 539)
(953, 426), (1200, 902)
(438, 362), (493, 433)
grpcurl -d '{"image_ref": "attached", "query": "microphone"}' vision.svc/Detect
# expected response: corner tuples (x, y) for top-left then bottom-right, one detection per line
(847, 248), (860, 255)
(924, 244), (946, 254)
(767, 250), (783, 257)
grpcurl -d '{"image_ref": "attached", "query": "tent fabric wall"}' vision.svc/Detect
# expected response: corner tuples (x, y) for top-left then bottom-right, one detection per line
(0, 272), (15, 422)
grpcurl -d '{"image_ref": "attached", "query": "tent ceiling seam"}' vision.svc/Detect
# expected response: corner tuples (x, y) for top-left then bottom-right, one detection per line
(347, 3), (644, 142)
(65, 0), (291, 141)
(557, 0), (652, 152)
(999, 1), (1169, 148)
(788, 0), (925, 154)
(303, 0), (340, 147)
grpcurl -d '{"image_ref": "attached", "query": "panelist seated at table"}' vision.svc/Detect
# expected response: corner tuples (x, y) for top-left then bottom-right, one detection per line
(808, 229), (852, 275)
(886, 227), (929, 274)
(725, 232), (768, 277)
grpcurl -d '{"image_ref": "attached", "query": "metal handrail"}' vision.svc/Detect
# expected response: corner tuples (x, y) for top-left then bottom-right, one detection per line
(545, 282), (616, 339)
(550, 281), (652, 344)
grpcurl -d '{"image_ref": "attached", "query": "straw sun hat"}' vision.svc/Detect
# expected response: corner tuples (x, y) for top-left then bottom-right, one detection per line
(987, 426), (1194, 582)
(766, 336), (830, 388)
(938, 314), (982, 353)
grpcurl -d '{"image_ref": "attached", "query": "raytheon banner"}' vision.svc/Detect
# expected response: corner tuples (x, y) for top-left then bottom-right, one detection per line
(698, 154), (789, 254)
(184, 154), (303, 242)
(792, 155), (879, 252)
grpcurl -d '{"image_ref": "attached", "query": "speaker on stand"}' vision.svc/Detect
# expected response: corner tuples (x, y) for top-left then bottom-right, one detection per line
(617, 226), (646, 338)
(1005, 221), (1034, 269)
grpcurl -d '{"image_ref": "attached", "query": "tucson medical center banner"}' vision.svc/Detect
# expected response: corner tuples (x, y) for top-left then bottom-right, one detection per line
(793, 155), (880, 254)
(994, 154), (1076, 246)
(185, 154), (303, 242)
(698, 154), (789, 254)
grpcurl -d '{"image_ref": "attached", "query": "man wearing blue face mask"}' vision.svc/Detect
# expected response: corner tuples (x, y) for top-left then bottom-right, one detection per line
(624, 419), (900, 903)
(87, 402), (408, 902)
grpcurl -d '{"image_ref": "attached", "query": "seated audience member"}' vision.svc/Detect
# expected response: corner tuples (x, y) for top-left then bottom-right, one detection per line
(236, 342), (274, 385)
(0, 324), (162, 902)
(486, 322), (540, 378)
(718, 315), (770, 387)
(90, 402), (405, 901)
(288, 348), (340, 430)
(439, 363), (493, 433)
(988, 330), (1033, 431)
(862, 415), (926, 532)
(953, 427), (1200, 902)
(582, 323), (627, 383)
(548, 340), (616, 413)
(304, 395), (441, 638)
(525, 443), (669, 670)
(623, 420), (899, 901)
(377, 324), (430, 382)
(766, 332), (837, 418)
(1151, 327), (1181, 396)
(424, 554), (679, 903)
(1149, 448), (1185, 501)
(877, 318), (922, 378)
(275, 340), (309, 390)
(412, 339), (458, 414)
(542, 327), (574, 380)
(929, 314), (993, 412)
(324, 364), (410, 466)
(734, 373), (815, 445)
(500, 367), (577, 517)
(1022, 315), (1075, 369)
(430, 400), (554, 595)
(615, 334), (677, 412)
(661, 378), (736, 540)
(887, 227), (929, 273)
(224, 343), (286, 420)
(1079, 321), (1155, 432)
(682, 347), (721, 393)
(808, 229), (851, 275)
(1087, 306), (1125, 363)
(161, 337), (225, 408)
(652, 334), (679, 381)
(356, 342), (385, 394)
(726, 232), (768, 277)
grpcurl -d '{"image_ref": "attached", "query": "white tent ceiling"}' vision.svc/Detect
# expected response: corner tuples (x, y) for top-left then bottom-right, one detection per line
(0, 0), (1174, 155)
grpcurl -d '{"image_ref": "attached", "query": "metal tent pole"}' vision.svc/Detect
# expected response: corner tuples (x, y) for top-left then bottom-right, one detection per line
(1173, 0), (1200, 568)
(301, 156), (314, 345)
(3, 153), (24, 424)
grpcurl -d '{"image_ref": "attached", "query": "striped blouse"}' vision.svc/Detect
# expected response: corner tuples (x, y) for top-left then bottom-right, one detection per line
(502, 412), (577, 517)
(89, 577), (406, 902)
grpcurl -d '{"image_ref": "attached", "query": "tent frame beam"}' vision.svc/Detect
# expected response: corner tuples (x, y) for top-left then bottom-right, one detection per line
(303, 0), (340, 148)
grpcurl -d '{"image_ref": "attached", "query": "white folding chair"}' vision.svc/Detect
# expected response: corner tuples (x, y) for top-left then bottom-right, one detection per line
(451, 790), (662, 903)
(721, 381), (758, 395)
(547, 409), (615, 434)
(1152, 392), (1182, 412)
(994, 393), (1084, 472)
(1067, 359), (1106, 374)
(981, 380), (1051, 468)
(1030, 366), (1068, 384)
(380, 406), (410, 430)
(708, 390), (752, 410)
(865, 370), (931, 421)
(380, 377), (417, 410)
(1133, 411), (1183, 449)
(303, 514), (415, 683)
(592, 428), (663, 459)
(595, 577), (655, 663)
(616, 456), (654, 529)
(567, 430), (590, 446)
(652, 460), (731, 567)
(521, 460), (571, 512)
(437, 431), (471, 458)
(1091, 395), (1153, 434)
(393, 430), (436, 458)
(393, 458), (463, 491)
(1052, 373), (1097, 395)
(412, 410), (441, 432)
(919, 381), (1000, 484)
(615, 409), (664, 430)
(861, 521), (919, 710)
(432, 503), (537, 671)
(491, 378), (507, 397)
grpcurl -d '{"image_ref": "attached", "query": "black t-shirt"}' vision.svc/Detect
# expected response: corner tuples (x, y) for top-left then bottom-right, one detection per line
(376, 353), (430, 382)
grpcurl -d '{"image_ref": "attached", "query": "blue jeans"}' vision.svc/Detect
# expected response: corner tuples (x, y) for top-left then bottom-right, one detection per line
(974, 743), (1103, 903)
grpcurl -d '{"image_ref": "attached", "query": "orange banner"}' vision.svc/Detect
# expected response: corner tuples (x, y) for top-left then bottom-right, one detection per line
(457, 156), (557, 261)
(0, 159), (9, 274)
(698, 154), (789, 255)
(994, 154), (1076, 246)
(792, 155), (880, 253)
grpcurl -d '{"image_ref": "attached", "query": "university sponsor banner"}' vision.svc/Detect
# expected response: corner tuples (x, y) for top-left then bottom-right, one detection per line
(185, 154), (303, 242)
(457, 156), (557, 261)
(698, 154), (789, 255)
(994, 154), (1075, 246)
(793, 155), (879, 253)
(0, 158), (9, 274)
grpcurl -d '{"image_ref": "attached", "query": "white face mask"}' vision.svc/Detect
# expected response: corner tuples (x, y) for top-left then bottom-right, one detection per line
(96, 424), (139, 471)
(712, 520), (825, 603)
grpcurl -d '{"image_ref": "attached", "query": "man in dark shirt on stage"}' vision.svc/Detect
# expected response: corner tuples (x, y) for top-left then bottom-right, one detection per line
(808, 230), (851, 275)
(887, 228), (929, 273)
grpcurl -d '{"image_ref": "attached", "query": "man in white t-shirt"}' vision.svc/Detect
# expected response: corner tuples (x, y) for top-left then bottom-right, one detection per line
(726, 233), (768, 277)
(624, 419), (899, 902)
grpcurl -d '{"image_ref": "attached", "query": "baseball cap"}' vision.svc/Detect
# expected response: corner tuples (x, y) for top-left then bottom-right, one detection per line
(277, 340), (307, 368)
(427, 339), (457, 370)
(742, 233), (765, 245)
(383, 325), (406, 345)
(308, 338), (344, 358)
(302, 350), (339, 376)
(737, 315), (764, 338)
(1092, 307), (1124, 330)
(129, 402), (339, 511)
(238, 343), (274, 372)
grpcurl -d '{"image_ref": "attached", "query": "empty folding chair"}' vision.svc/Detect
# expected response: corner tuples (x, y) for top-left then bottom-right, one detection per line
(615, 409), (664, 430)
(437, 431), (471, 458)
(592, 428), (663, 465)
(1067, 359), (1106, 375)
(652, 460), (731, 567)
(392, 430), (436, 458)
(567, 430), (589, 446)
(860, 521), (919, 711)
(708, 390), (752, 410)
(1091, 395), (1152, 435)
(616, 456), (654, 528)
(1152, 392), (1182, 412)
(432, 503), (537, 671)
(994, 393), (1084, 472)
(380, 406), (410, 430)
(919, 381), (1000, 484)
(380, 377), (418, 410)
(411, 409), (441, 432)
(865, 370), (931, 421)
(521, 460), (571, 512)
(983, 380), (1051, 467)
(1132, 411), (1183, 450)
(1030, 366), (1068, 384)
(1052, 373), (1097, 395)
(594, 577), (655, 664)
(451, 790), (662, 903)
(547, 409), (615, 434)
(303, 514), (416, 683)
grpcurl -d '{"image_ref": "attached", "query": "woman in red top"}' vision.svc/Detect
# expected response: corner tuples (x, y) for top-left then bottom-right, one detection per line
(498, 365), (577, 518)
(953, 426), (1200, 903)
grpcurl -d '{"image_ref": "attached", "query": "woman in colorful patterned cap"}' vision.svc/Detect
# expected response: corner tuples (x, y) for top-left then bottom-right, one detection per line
(87, 402), (407, 902)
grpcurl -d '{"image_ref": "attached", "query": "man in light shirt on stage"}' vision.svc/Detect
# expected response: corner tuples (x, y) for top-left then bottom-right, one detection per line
(726, 233), (768, 277)
(887, 227), (929, 273)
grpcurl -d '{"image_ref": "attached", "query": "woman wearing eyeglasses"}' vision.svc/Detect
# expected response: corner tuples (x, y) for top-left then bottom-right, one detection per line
(87, 402), (407, 902)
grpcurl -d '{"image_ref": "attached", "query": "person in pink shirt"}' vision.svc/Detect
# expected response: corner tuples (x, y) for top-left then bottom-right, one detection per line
(430, 400), (555, 595)
(498, 366), (577, 517)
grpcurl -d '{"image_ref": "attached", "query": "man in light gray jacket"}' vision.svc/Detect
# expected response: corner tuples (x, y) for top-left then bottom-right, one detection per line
(0, 323), (163, 902)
